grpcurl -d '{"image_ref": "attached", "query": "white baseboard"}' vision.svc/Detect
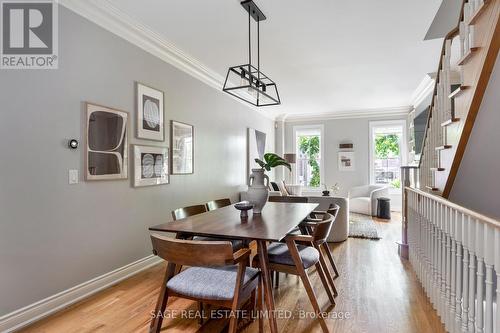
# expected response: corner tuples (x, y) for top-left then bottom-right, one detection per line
(0, 255), (163, 333)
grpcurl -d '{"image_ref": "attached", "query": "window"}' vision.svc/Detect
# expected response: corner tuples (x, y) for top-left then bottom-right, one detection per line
(369, 120), (407, 187)
(294, 125), (323, 188)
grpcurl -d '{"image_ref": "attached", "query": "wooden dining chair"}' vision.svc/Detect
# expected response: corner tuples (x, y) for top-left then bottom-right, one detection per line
(171, 204), (207, 220)
(206, 198), (232, 211)
(305, 204), (341, 280)
(150, 234), (263, 333)
(297, 206), (341, 300)
(172, 204), (244, 251)
(252, 214), (336, 333)
(268, 195), (308, 287)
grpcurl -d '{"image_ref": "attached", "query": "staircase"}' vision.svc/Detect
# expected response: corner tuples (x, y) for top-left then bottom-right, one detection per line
(399, 3), (500, 332)
(418, 0), (500, 197)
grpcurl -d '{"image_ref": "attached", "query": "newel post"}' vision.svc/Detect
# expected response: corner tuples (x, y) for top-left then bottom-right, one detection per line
(398, 166), (418, 259)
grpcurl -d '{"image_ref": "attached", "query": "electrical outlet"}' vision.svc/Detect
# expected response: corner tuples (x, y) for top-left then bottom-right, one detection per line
(69, 169), (79, 184)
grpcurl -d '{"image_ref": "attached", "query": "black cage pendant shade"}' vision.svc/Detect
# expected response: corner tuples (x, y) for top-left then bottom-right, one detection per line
(222, 0), (281, 107)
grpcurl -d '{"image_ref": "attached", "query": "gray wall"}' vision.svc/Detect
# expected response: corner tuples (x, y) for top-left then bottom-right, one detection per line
(283, 116), (406, 197)
(0, 8), (274, 315)
(449, 54), (500, 219)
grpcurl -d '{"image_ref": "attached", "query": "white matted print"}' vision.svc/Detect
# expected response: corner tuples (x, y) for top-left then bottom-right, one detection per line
(136, 82), (164, 141)
(338, 151), (355, 171)
(133, 145), (169, 187)
(170, 121), (194, 174)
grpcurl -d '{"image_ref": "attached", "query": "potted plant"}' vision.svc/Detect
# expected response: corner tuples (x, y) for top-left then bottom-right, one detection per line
(321, 183), (330, 196)
(248, 153), (291, 214)
(321, 182), (341, 197)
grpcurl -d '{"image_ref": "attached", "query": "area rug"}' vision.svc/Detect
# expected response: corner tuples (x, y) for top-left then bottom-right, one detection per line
(349, 213), (381, 240)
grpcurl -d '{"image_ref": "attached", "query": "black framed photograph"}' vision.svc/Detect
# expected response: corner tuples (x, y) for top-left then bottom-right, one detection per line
(136, 82), (164, 141)
(170, 120), (194, 174)
(85, 102), (128, 180)
(133, 145), (169, 187)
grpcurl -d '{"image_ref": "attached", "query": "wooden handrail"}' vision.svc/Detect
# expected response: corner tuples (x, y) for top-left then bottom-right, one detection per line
(417, 0), (500, 198)
(442, 2), (500, 196)
(418, 1), (465, 170)
(405, 186), (500, 228)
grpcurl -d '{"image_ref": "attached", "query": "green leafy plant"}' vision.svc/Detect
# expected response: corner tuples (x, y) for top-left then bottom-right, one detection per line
(299, 136), (320, 187)
(255, 153), (291, 172)
(375, 134), (400, 159)
(375, 134), (401, 185)
(391, 179), (401, 189)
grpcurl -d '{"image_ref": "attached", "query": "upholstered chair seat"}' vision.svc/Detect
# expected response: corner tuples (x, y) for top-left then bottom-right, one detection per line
(167, 265), (259, 300)
(267, 242), (320, 268)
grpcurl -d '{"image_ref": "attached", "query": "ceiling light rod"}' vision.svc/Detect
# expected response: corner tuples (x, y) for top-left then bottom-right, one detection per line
(222, 0), (280, 107)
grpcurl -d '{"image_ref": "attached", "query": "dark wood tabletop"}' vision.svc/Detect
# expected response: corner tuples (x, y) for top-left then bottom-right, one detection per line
(149, 202), (319, 242)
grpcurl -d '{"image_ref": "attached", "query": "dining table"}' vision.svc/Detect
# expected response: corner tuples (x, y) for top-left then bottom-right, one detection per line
(149, 201), (319, 333)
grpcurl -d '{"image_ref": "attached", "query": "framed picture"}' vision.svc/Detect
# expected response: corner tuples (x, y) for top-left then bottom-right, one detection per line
(136, 82), (164, 141)
(170, 121), (194, 174)
(85, 103), (128, 180)
(338, 151), (355, 171)
(247, 128), (266, 181)
(133, 145), (169, 187)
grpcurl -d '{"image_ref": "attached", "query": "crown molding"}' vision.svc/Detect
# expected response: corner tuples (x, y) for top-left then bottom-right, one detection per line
(58, 0), (275, 121)
(410, 74), (435, 108)
(283, 106), (412, 123)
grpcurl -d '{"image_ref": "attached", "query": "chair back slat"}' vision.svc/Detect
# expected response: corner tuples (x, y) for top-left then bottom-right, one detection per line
(151, 234), (234, 267)
(206, 198), (232, 211)
(172, 204), (207, 220)
(312, 213), (334, 242)
(327, 204), (340, 221)
(270, 181), (280, 191)
(269, 196), (308, 203)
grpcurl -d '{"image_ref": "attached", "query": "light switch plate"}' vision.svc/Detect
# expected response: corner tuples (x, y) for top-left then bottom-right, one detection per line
(69, 169), (79, 184)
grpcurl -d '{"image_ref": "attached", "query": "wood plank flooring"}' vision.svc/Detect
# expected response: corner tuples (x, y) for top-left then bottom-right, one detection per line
(20, 213), (445, 333)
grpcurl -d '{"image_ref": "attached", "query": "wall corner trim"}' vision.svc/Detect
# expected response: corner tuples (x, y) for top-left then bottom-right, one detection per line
(0, 255), (163, 333)
(58, 0), (276, 121)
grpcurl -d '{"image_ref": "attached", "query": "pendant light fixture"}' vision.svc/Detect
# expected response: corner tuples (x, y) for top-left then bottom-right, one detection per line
(222, 0), (280, 107)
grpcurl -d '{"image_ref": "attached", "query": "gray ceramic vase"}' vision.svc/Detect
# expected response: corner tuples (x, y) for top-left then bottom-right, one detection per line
(247, 168), (269, 214)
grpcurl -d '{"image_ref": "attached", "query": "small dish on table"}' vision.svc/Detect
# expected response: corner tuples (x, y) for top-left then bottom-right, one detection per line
(234, 201), (254, 220)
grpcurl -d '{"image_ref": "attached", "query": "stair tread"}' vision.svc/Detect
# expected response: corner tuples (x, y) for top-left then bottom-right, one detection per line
(441, 118), (460, 127)
(435, 145), (452, 150)
(468, 2), (488, 25)
(457, 48), (479, 66)
(449, 86), (469, 99)
(430, 167), (445, 171)
(425, 186), (440, 192)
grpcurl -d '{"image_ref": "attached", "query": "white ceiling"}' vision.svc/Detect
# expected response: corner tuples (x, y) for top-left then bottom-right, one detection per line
(106, 0), (444, 119)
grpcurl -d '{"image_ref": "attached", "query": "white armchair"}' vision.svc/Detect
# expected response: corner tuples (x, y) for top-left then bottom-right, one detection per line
(348, 185), (389, 216)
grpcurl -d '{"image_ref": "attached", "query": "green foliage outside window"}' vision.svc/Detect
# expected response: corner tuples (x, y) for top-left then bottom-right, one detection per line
(375, 134), (400, 158)
(298, 136), (320, 187)
(375, 134), (401, 187)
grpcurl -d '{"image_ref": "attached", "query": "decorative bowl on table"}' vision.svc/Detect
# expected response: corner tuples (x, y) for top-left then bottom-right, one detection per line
(234, 201), (254, 220)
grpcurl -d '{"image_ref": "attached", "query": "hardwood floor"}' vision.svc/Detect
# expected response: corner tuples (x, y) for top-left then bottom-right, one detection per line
(20, 213), (445, 333)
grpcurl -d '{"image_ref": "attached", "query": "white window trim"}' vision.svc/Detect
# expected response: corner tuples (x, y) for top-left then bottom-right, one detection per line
(368, 119), (408, 186)
(292, 124), (325, 190)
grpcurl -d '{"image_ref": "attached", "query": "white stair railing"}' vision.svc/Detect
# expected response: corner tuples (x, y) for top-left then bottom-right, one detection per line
(406, 187), (499, 333)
